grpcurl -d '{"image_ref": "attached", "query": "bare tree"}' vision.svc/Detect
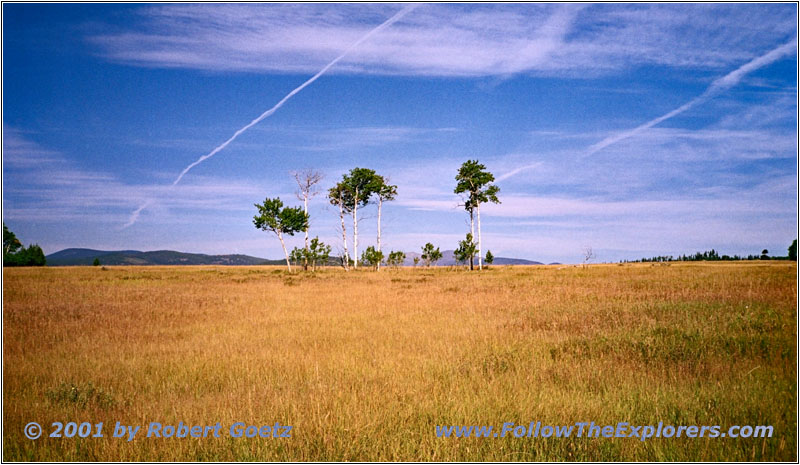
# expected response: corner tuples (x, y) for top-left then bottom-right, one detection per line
(292, 169), (324, 270)
(582, 246), (596, 267)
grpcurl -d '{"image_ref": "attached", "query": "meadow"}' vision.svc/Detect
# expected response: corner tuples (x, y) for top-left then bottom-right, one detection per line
(3, 262), (796, 461)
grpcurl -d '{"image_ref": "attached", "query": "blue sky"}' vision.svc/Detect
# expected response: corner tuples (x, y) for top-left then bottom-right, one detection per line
(3, 3), (797, 264)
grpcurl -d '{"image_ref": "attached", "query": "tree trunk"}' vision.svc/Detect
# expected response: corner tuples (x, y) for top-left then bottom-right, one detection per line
(278, 231), (291, 272)
(338, 197), (349, 271)
(469, 209), (475, 271)
(477, 202), (483, 271)
(377, 197), (382, 271)
(353, 187), (359, 269)
(303, 194), (309, 271)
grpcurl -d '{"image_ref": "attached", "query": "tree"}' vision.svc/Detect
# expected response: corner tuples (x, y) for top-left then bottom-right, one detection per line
(292, 170), (324, 270)
(361, 246), (384, 270)
(8, 244), (46, 267)
(582, 246), (596, 267)
(340, 168), (380, 270)
(454, 233), (477, 266)
(455, 160), (500, 271)
(93, 258), (101, 266)
(4, 223), (22, 259)
(372, 176), (397, 271)
(253, 197), (308, 272)
(413, 256), (420, 267)
(327, 183), (351, 270)
(289, 247), (305, 268)
(485, 250), (494, 265)
(421, 243), (443, 267)
(386, 250), (406, 268)
(789, 239), (797, 261)
(27, 245), (46, 266)
(3, 224), (45, 267)
(289, 239), (330, 271)
(307, 237), (332, 271)
(761, 249), (770, 260)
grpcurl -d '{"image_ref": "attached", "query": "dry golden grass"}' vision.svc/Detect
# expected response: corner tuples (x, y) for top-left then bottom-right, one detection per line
(3, 262), (796, 461)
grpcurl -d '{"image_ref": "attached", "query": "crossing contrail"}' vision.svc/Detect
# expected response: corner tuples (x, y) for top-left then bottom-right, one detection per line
(486, 38), (797, 183)
(123, 4), (419, 228)
(585, 38), (797, 157)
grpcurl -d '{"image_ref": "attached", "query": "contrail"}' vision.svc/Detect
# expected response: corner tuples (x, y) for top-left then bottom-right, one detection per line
(586, 38), (797, 156)
(123, 4), (419, 228)
(496, 162), (542, 182)
(122, 199), (153, 229)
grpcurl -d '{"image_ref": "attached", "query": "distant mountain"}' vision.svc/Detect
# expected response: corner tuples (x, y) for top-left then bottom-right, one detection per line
(46, 248), (543, 267)
(46, 248), (283, 266)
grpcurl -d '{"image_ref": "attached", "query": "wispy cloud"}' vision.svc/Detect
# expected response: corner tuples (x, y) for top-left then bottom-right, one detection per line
(3, 127), (269, 226)
(2, 126), (62, 167)
(259, 126), (459, 152)
(87, 4), (794, 78)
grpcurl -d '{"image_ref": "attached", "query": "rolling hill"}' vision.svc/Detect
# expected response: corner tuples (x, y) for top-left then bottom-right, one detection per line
(45, 248), (543, 267)
(45, 249), (283, 266)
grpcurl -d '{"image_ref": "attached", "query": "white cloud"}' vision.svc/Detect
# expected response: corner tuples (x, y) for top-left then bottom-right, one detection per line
(87, 4), (795, 78)
(2, 127), (270, 227)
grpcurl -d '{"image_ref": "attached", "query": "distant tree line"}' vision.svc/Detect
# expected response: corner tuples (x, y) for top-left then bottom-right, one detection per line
(624, 240), (798, 263)
(253, 160), (501, 272)
(3, 223), (46, 266)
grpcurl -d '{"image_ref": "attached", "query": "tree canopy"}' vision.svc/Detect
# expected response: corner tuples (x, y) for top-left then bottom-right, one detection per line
(455, 160), (500, 206)
(340, 167), (380, 211)
(253, 198), (308, 235)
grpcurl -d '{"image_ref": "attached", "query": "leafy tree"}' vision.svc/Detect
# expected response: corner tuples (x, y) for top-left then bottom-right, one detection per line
(327, 183), (351, 270)
(308, 237), (332, 271)
(789, 239), (797, 261)
(372, 176), (397, 270)
(9, 244), (46, 267)
(289, 247), (305, 268)
(93, 258), (101, 266)
(413, 256), (420, 267)
(289, 239), (331, 271)
(455, 160), (500, 270)
(421, 243), (443, 267)
(253, 197), (309, 271)
(485, 250), (494, 265)
(761, 249), (770, 260)
(454, 233), (477, 266)
(4, 223), (22, 260)
(360, 246), (384, 270)
(340, 167), (380, 269)
(386, 250), (406, 268)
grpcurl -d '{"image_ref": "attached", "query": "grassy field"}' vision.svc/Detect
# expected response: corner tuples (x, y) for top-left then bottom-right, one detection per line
(3, 262), (796, 461)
